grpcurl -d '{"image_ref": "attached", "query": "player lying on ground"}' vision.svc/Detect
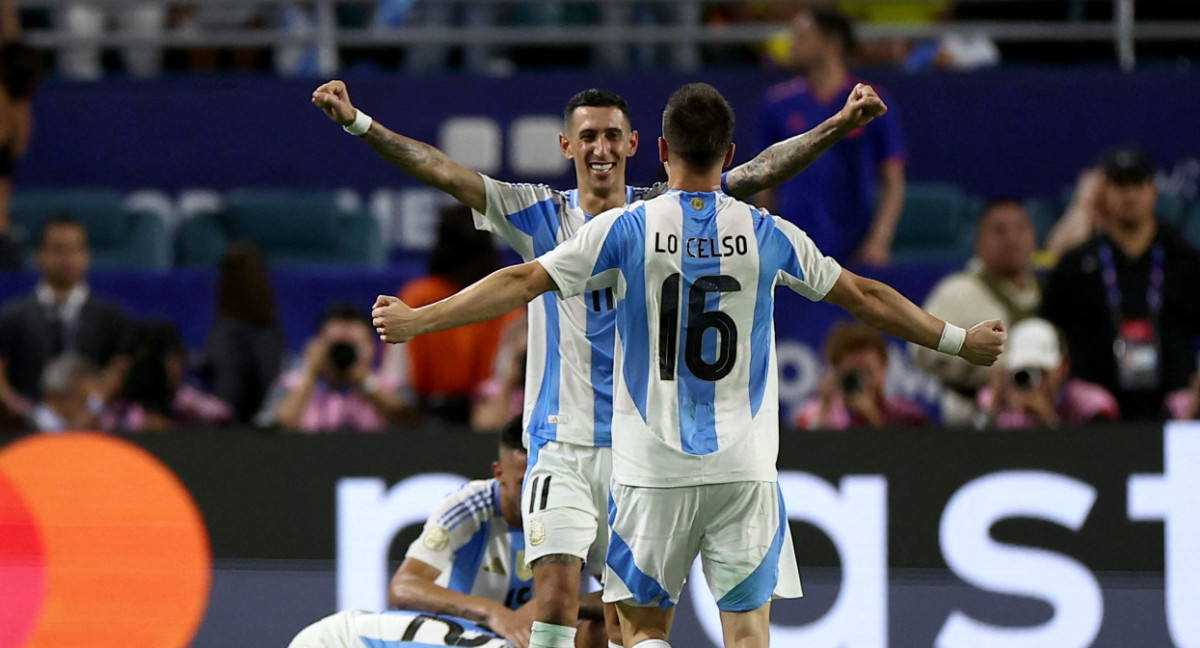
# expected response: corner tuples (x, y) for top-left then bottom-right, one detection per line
(368, 83), (1006, 648)
(313, 78), (887, 648)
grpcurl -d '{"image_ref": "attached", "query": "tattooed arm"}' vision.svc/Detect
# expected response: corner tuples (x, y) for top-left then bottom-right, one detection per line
(724, 82), (888, 201)
(312, 80), (487, 213)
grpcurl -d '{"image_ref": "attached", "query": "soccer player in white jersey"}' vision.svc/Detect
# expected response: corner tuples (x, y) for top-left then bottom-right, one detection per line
(388, 418), (538, 647)
(368, 82), (1006, 648)
(313, 79), (887, 648)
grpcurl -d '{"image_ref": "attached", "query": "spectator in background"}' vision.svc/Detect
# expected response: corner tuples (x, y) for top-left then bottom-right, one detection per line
(978, 318), (1118, 428)
(57, 2), (165, 79)
(31, 353), (100, 432)
(796, 322), (927, 430)
(269, 303), (413, 432)
(385, 204), (511, 423)
(204, 241), (285, 423)
(911, 200), (1041, 425)
(470, 312), (526, 433)
(1042, 148), (1200, 419)
(1044, 165), (1106, 261)
(104, 320), (233, 432)
(0, 0), (46, 270)
(758, 5), (906, 264)
(0, 217), (132, 420)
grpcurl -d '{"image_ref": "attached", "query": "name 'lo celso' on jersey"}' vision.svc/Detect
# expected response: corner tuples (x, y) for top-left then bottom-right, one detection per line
(537, 190), (843, 488)
(472, 174), (665, 448)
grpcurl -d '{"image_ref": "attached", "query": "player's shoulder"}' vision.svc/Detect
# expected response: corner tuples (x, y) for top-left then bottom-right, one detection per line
(431, 478), (499, 530)
(484, 175), (569, 201)
(764, 76), (809, 105)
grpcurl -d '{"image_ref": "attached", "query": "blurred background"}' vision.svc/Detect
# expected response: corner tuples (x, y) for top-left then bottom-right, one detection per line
(0, 1), (1197, 647)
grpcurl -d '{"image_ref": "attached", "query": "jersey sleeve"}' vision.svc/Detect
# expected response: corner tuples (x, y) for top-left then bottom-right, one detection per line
(404, 480), (493, 573)
(472, 175), (563, 261)
(766, 216), (843, 301)
(536, 207), (627, 299)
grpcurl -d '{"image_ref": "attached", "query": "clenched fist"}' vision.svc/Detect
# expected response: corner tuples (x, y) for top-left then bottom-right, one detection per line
(959, 319), (1007, 367)
(311, 79), (358, 126)
(837, 83), (888, 131)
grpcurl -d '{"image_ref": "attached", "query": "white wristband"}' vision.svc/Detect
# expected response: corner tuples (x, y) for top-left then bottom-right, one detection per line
(342, 109), (373, 136)
(937, 322), (966, 355)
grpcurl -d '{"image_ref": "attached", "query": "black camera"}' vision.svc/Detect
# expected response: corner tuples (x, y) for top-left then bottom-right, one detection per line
(840, 370), (865, 394)
(328, 342), (358, 371)
(1011, 367), (1043, 390)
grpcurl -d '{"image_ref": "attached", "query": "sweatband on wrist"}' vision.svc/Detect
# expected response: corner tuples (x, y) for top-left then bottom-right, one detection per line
(937, 322), (966, 355)
(343, 109), (373, 136)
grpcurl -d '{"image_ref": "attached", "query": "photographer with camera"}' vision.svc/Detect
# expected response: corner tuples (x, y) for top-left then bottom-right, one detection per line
(270, 303), (414, 432)
(796, 322), (928, 430)
(977, 318), (1118, 429)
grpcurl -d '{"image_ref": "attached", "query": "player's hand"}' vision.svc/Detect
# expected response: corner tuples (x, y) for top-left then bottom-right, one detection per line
(838, 83), (888, 130)
(958, 320), (1007, 367)
(371, 295), (419, 344)
(484, 602), (531, 648)
(311, 79), (357, 126)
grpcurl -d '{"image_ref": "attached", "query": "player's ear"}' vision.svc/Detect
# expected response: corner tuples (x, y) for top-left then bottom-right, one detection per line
(492, 460), (502, 479)
(627, 129), (639, 157)
(559, 133), (571, 158)
(658, 137), (669, 163)
(723, 143), (736, 169)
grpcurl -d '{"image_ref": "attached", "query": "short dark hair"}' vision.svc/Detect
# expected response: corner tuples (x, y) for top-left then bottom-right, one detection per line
(429, 203), (497, 287)
(0, 43), (46, 100)
(662, 83), (735, 169)
(37, 216), (88, 250)
(499, 416), (526, 454)
(810, 7), (858, 58)
(319, 302), (371, 329)
(563, 88), (632, 128)
(824, 321), (887, 366)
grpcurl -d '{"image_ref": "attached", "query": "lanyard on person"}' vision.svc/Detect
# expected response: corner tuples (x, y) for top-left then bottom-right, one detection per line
(1099, 241), (1165, 390)
(1097, 241), (1164, 331)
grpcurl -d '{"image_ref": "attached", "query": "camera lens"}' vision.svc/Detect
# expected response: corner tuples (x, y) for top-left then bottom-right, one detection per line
(1012, 368), (1041, 390)
(840, 371), (864, 394)
(328, 342), (358, 371)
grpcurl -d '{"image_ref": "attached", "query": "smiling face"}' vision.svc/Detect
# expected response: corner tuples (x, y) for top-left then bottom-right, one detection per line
(560, 105), (639, 212)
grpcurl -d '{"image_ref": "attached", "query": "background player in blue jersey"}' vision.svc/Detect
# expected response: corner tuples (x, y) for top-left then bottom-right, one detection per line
(368, 82), (1005, 648)
(313, 79), (886, 648)
(759, 6), (907, 264)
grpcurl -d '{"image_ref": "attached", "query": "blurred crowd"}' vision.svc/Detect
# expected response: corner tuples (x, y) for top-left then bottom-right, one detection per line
(1, 3), (1197, 434)
(10, 0), (1200, 78)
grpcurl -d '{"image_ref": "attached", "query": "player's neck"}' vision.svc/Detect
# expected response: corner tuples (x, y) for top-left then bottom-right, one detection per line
(578, 188), (626, 217)
(805, 59), (849, 100)
(665, 160), (723, 193)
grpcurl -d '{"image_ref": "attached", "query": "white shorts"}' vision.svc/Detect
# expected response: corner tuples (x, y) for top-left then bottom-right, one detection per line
(287, 610), (508, 648)
(522, 438), (612, 576)
(603, 481), (803, 612)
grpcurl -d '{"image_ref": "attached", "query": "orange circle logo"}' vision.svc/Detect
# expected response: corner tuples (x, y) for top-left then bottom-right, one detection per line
(0, 433), (211, 647)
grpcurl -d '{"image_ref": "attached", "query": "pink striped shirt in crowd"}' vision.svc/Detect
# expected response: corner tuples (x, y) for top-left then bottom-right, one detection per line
(282, 370), (401, 433)
(977, 378), (1119, 428)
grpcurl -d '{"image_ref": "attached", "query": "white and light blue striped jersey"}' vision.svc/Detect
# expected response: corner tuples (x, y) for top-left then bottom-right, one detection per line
(405, 479), (534, 609)
(473, 174), (666, 448)
(538, 190), (843, 487)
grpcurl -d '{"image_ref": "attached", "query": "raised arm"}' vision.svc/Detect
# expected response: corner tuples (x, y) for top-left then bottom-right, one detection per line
(724, 83), (887, 200)
(311, 80), (487, 213)
(390, 558), (532, 648)
(373, 261), (556, 344)
(823, 269), (1006, 366)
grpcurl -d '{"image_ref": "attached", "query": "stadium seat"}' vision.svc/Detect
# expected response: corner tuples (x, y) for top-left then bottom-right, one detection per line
(890, 183), (976, 265)
(10, 188), (172, 270)
(175, 189), (384, 268)
(1184, 202), (1200, 250)
(1155, 192), (1189, 225)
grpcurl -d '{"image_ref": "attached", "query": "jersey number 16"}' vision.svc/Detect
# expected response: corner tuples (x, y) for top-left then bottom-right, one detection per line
(658, 273), (741, 382)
